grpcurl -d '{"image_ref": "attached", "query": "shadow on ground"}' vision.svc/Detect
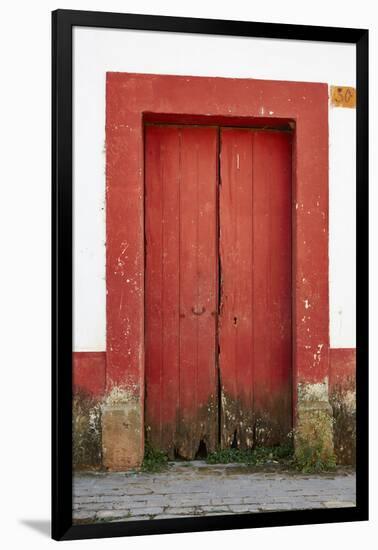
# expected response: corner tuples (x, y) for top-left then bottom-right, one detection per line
(20, 520), (50, 537)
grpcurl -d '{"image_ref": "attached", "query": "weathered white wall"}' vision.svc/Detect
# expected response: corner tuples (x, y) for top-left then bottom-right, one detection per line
(329, 108), (356, 347)
(73, 27), (356, 351)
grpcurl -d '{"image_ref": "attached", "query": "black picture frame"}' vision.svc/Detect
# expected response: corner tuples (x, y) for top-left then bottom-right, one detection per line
(52, 9), (368, 541)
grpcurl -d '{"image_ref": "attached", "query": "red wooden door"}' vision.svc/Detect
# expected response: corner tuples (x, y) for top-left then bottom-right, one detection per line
(219, 128), (292, 448)
(145, 125), (219, 459)
(145, 125), (292, 458)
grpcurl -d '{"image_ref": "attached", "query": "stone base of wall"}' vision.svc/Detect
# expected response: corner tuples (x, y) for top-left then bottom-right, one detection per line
(102, 393), (143, 471)
(72, 394), (144, 471)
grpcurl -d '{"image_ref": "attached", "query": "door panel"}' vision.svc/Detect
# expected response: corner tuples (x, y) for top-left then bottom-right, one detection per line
(145, 125), (292, 458)
(219, 129), (292, 448)
(145, 125), (218, 459)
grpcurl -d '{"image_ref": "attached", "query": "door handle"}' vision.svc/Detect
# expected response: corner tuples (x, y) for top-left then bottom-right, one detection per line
(191, 306), (206, 316)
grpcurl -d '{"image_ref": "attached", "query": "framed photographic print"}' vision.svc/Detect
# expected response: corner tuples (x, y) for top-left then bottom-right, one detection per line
(52, 9), (368, 541)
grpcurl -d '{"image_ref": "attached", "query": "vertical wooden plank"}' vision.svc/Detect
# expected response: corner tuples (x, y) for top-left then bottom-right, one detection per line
(145, 125), (218, 459)
(159, 129), (181, 457)
(252, 131), (292, 445)
(178, 127), (218, 459)
(219, 129), (254, 449)
(145, 126), (180, 457)
(195, 128), (219, 456)
(250, 130), (271, 445)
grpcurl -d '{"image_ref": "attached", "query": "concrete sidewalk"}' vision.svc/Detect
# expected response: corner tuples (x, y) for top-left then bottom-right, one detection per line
(73, 462), (356, 523)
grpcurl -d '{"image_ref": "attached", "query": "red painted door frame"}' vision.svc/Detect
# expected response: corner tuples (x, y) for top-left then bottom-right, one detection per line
(105, 73), (329, 464)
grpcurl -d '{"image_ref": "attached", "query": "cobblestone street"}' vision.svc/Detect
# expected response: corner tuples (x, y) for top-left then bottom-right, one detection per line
(73, 462), (356, 523)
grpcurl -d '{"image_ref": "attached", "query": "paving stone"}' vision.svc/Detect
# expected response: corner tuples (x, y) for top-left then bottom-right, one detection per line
(324, 501), (356, 508)
(124, 487), (153, 495)
(122, 516), (151, 521)
(229, 504), (260, 513)
(260, 503), (298, 511)
(153, 514), (194, 519)
(201, 505), (231, 513)
(217, 496), (255, 504)
(74, 502), (118, 511)
(96, 510), (130, 520)
(167, 496), (213, 506)
(163, 507), (199, 515)
(111, 499), (148, 508)
(72, 510), (97, 520)
(131, 507), (164, 515)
